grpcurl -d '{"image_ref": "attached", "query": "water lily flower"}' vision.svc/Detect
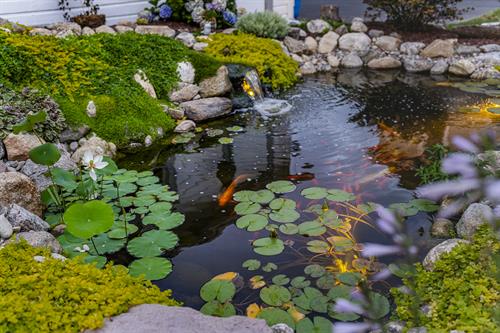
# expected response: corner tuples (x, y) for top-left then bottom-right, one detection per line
(74, 244), (90, 253)
(82, 151), (108, 181)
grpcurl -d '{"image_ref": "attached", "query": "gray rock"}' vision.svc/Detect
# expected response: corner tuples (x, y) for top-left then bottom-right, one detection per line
(350, 17), (368, 33)
(385, 321), (405, 333)
(403, 57), (434, 73)
(341, 53), (363, 68)
(134, 70), (157, 98)
(327, 55), (340, 67)
(144, 135), (153, 147)
(91, 304), (273, 333)
(271, 323), (294, 333)
(284, 37), (307, 54)
(335, 24), (348, 35)
(306, 19), (331, 34)
(449, 59), (475, 76)
(2, 203), (49, 232)
(30, 28), (53, 36)
(86, 100), (97, 117)
(82, 27), (95, 35)
(480, 44), (500, 53)
(95, 25), (116, 34)
(199, 66), (232, 98)
(456, 44), (480, 55)
(71, 135), (116, 163)
(0, 172), (43, 217)
(169, 83), (200, 103)
(476, 52), (500, 66)
(51, 253), (67, 261)
(400, 42), (426, 55)
(0, 161), (6, 173)
(181, 97), (233, 122)
(0, 214), (13, 239)
(193, 42), (208, 51)
(3, 133), (41, 161)
(59, 126), (90, 143)
(374, 36), (401, 51)
(367, 56), (401, 69)
(338, 33), (371, 52)
(300, 62), (317, 75)
(55, 29), (75, 38)
(431, 218), (454, 238)
(423, 239), (468, 270)
(52, 224), (66, 237)
(162, 105), (184, 120)
(368, 29), (384, 38)
(69, 142), (79, 152)
(177, 61), (196, 84)
(287, 27), (303, 39)
(50, 22), (82, 35)
(430, 59), (449, 75)
(304, 36), (318, 53)
(408, 328), (427, 333)
(421, 39), (456, 58)
(457, 203), (493, 239)
(176, 32), (196, 47)
(0, 141), (5, 160)
(174, 120), (196, 133)
(114, 25), (134, 33)
(33, 255), (46, 263)
(318, 31), (340, 54)
(135, 25), (176, 38)
(11, 231), (62, 253)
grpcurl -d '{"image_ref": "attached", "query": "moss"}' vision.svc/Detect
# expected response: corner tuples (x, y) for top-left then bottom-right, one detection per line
(0, 241), (179, 333)
(204, 33), (299, 90)
(392, 228), (500, 332)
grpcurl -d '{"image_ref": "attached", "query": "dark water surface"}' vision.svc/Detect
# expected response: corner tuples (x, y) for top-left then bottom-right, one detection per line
(123, 71), (499, 310)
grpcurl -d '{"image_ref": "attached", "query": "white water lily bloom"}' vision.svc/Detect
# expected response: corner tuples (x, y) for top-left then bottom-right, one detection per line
(82, 151), (108, 181)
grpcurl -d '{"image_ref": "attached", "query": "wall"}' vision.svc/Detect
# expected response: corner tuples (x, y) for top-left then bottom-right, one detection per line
(236, 0), (294, 18)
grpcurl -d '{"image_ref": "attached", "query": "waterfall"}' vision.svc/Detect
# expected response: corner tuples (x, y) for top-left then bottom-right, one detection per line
(243, 70), (264, 101)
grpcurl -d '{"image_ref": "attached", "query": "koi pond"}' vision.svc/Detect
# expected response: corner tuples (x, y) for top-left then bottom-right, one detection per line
(119, 70), (499, 323)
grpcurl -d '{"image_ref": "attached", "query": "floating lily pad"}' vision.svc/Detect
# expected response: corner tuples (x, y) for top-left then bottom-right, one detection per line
(327, 285), (352, 300)
(172, 133), (194, 144)
(206, 128), (224, 137)
(89, 233), (126, 255)
(257, 307), (295, 329)
(310, 295), (330, 313)
(298, 221), (327, 236)
(65, 200), (115, 240)
(253, 237), (285, 256)
(249, 190), (275, 204)
(242, 259), (261, 271)
(128, 257), (173, 280)
(293, 287), (324, 311)
(291, 276), (310, 289)
(296, 317), (332, 333)
(327, 236), (354, 252)
(328, 311), (360, 322)
(157, 191), (179, 202)
(250, 275), (266, 289)
(337, 272), (362, 286)
(200, 301), (236, 317)
(389, 202), (419, 217)
(107, 224), (139, 239)
(409, 199), (439, 212)
(127, 230), (179, 257)
(200, 279), (236, 303)
(269, 209), (300, 223)
(304, 264), (326, 278)
(266, 181), (296, 194)
(301, 187), (328, 199)
(218, 137), (234, 144)
(326, 189), (356, 202)
(236, 214), (268, 231)
(143, 212), (185, 230)
(233, 190), (254, 202)
(260, 285), (291, 306)
(133, 195), (156, 207)
(366, 292), (390, 320)
(316, 273), (335, 290)
(306, 240), (330, 254)
(226, 125), (244, 132)
(149, 202), (173, 213)
(137, 176), (160, 186)
(269, 198), (297, 210)
(235, 202), (261, 215)
(262, 262), (278, 272)
(272, 274), (290, 286)
(279, 223), (299, 235)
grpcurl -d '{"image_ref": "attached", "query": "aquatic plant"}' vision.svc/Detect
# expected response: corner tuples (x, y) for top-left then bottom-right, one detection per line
(415, 144), (451, 185)
(0, 241), (179, 333)
(236, 11), (289, 39)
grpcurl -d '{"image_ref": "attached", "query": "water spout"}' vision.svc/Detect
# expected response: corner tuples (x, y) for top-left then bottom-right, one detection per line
(243, 70), (264, 101)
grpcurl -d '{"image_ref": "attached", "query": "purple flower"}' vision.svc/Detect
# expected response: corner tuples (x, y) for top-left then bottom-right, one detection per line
(441, 153), (477, 178)
(486, 180), (500, 202)
(452, 136), (479, 154)
(223, 10), (237, 25)
(375, 205), (399, 234)
(331, 322), (374, 333)
(417, 179), (480, 201)
(361, 243), (401, 257)
(334, 299), (364, 314)
(159, 4), (172, 19)
(372, 268), (392, 280)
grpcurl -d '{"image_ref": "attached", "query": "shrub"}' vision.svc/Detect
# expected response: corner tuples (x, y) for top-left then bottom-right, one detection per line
(236, 11), (289, 39)
(363, 0), (471, 30)
(0, 241), (179, 333)
(415, 144), (451, 184)
(204, 33), (299, 90)
(392, 227), (500, 332)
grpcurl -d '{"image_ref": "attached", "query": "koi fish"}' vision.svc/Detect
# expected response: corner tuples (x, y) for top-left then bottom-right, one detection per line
(218, 174), (249, 207)
(287, 173), (315, 181)
(355, 168), (390, 186)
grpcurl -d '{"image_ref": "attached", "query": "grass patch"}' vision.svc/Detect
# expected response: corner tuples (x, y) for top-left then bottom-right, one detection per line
(448, 9), (500, 28)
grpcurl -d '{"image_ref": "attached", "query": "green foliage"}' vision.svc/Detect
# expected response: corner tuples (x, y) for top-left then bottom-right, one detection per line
(416, 144), (450, 184)
(0, 241), (179, 333)
(65, 200), (115, 239)
(448, 9), (500, 28)
(393, 228), (500, 332)
(29, 143), (61, 166)
(236, 11), (289, 39)
(205, 33), (299, 90)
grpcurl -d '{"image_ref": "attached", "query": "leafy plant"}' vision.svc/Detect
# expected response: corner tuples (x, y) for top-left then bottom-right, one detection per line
(236, 12), (289, 39)
(416, 144), (451, 184)
(58, 0), (100, 21)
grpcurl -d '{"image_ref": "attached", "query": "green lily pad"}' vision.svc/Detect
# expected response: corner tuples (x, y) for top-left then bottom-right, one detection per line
(310, 295), (330, 313)
(296, 317), (332, 333)
(242, 259), (261, 271)
(389, 202), (419, 217)
(249, 190), (275, 204)
(200, 301), (236, 317)
(226, 125), (244, 132)
(304, 264), (326, 278)
(337, 272), (362, 286)
(64, 200), (115, 240)
(218, 137), (234, 144)
(127, 230), (179, 257)
(306, 240), (330, 254)
(328, 310), (360, 322)
(107, 224), (139, 239)
(89, 233), (126, 255)
(291, 276), (310, 289)
(200, 279), (236, 303)
(301, 187), (328, 199)
(236, 214), (268, 231)
(316, 273), (335, 290)
(327, 285), (352, 300)
(328, 236), (354, 252)
(269, 209), (300, 223)
(409, 199), (439, 212)
(260, 285), (291, 306)
(326, 189), (356, 202)
(235, 202), (261, 215)
(253, 237), (285, 256)
(149, 202), (173, 213)
(158, 191), (179, 202)
(83, 255), (107, 268)
(128, 257), (173, 280)
(143, 212), (185, 230)
(366, 292), (390, 320)
(257, 308), (295, 329)
(262, 262), (278, 272)
(293, 287), (324, 310)
(137, 176), (160, 186)
(29, 143), (61, 166)
(206, 128), (224, 137)
(269, 198), (297, 210)
(233, 190), (254, 202)
(272, 274), (290, 286)
(298, 221), (327, 236)
(279, 223), (299, 235)
(266, 181), (296, 194)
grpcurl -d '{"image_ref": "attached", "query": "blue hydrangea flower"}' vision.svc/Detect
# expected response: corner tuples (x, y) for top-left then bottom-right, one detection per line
(159, 4), (173, 19)
(223, 10), (237, 25)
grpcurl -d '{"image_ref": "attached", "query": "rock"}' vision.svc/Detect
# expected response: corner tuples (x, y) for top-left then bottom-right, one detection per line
(420, 39), (456, 58)
(448, 59), (475, 76)
(144, 135), (153, 147)
(11, 231), (62, 254)
(341, 53), (363, 68)
(135, 25), (176, 38)
(400, 42), (426, 55)
(2, 203), (49, 232)
(335, 25), (348, 36)
(456, 203), (493, 239)
(181, 98), (233, 122)
(0, 141), (5, 160)
(374, 36), (401, 52)
(30, 28), (53, 36)
(477, 150), (500, 175)
(199, 66), (232, 98)
(456, 44), (479, 55)
(0, 161), (6, 173)
(367, 56), (401, 69)
(162, 105), (184, 120)
(176, 32), (196, 47)
(271, 323), (294, 333)
(0, 214), (13, 239)
(177, 62), (195, 84)
(385, 321), (405, 333)
(431, 218), (454, 238)
(338, 33), (371, 52)
(403, 57), (434, 73)
(59, 126), (91, 143)
(174, 120), (197, 133)
(368, 29), (384, 38)
(222, 28), (236, 34)
(55, 30), (75, 38)
(82, 27), (95, 35)
(423, 239), (468, 270)
(3, 133), (41, 161)
(169, 83), (200, 103)
(304, 36), (318, 53)
(95, 25), (116, 34)
(50, 22), (81, 35)
(430, 59), (449, 75)
(92, 304), (273, 333)
(327, 55), (340, 67)
(390, 32), (402, 39)
(193, 42), (208, 51)
(306, 19), (331, 34)
(0, 172), (43, 216)
(318, 31), (340, 54)
(51, 253), (67, 261)
(86, 100), (97, 117)
(284, 37), (307, 54)
(134, 70), (157, 98)
(33, 255), (46, 263)
(480, 44), (500, 52)
(287, 27), (303, 39)
(52, 224), (66, 237)
(71, 135), (116, 163)
(350, 17), (368, 33)
(475, 52), (500, 66)
(300, 62), (317, 75)
(114, 25), (134, 33)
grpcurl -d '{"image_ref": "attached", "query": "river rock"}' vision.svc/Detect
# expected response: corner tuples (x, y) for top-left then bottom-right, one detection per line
(59, 126), (91, 143)
(162, 105), (184, 120)
(92, 304), (273, 333)
(134, 70), (157, 98)
(367, 56), (401, 69)
(0, 214), (13, 239)
(177, 61), (195, 84)
(477, 150), (500, 175)
(71, 135), (117, 163)
(271, 323), (294, 333)
(338, 33), (371, 52)
(456, 203), (493, 239)
(408, 328), (427, 333)
(50, 22), (82, 35)
(135, 25), (176, 37)
(300, 62), (317, 75)
(3, 133), (41, 161)
(476, 52), (500, 66)
(385, 321), (405, 333)
(95, 25), (116, 34)
(176, 32), (196, 47)
(368, 29), (384, 38)
(304, 36), (318, 53)
(114, 25), (134, 33)
(181, 97), (232, 122)
(0, 141), (5, 160)
(0, 172), (43, 217)
(431, 218), (454, 238)
(86, 100), (97, 117)
(10, 231), (62, 253)
(2, 203), (49, 232)
(480, 44), (500, 52)
(448, 59), (475, 76)
(456, 44), (480, 55)
(199, 66), (232, 98)
(400, 42), (426, 55)
(327, 55), (340, 67)
(169, 83), (200, 103)
(374, 36), (401, 51)
(403, 57), (434, 73)
(284, 37), (306, 54)
(30, 28), (53, 36)
(306, 19), (331, 34)
(318, 31), (340, 54)
(420, 39), (456, 58)
(193, 42), (208, 51)
(82, 27), (95, 35)
(350, 17), (368, 33)
(341, 53), (363, 68)
(430, 59), (449, 75)
(423, 239), (468, 270)
(174, 120), (196, 133)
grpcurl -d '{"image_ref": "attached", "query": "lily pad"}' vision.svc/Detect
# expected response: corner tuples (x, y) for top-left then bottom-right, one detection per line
(327, 236), (354, 252)
(316, 273), (335, 290)
(250, 275), (266, 289)
(337, 272), (362, 286)
(235, 202), (261, 215)
(260, 285), (291, 306)
(301, 187), (328, 199)
(310, 295), (330, 312)
(409, 199), (439, 212)
(128, 257), (173, 280)
(269, 198), (296, 210)
(266, 181), (296, 194)
(249, 190), (275, 204)
(298, 221), (327, 236)
(296, 317), (332, 333)
(326, 189), (356, 202)
(253, 237), (285, 256)
(65, 200), (114, 240)
(272, 274), (290, 286)
(233, 190), (254, 202)
(304, 264), (326, 278)
(236, 214), (268, 231)
(291, 276), (311, 289)
(242, 259), (261, 271)
(90, 233), (126, 255)
(149, 202), (173, 213)
(366, 292), (390, 320)
(226, 125), (244, 132)
(200, 279), (236, 303)
(206, 128), (224, 137)
(293, 287), (324, 310)
(127, 230), (179, 257)
(107, 224), (139, 239)
(218, 137), (234, 144)
(143, 212), (185, 230)
(262, 262), (278, 272)
(279, 223), (299, 235)
(327, 285), (352, 300)
(200, 301), (236, 317)
(389, 202), (419, 217)
(306, 240), (330, 254)
(257, 308), (295, 329)
(269, 209), (300, 223)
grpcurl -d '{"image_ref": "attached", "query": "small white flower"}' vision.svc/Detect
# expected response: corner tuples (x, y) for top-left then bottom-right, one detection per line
(82, 151), (108, 181)
(75, 244), (90, 253)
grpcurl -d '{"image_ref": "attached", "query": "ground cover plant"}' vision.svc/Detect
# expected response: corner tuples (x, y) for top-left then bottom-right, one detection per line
(448, 9), (500, 28)
(236, 11), (289, 39)
(0, 30), (221, 146)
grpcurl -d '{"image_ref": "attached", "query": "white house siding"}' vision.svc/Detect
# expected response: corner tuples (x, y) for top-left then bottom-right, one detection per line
(236, 0), (294, 18)
(0, 0), (149, 26)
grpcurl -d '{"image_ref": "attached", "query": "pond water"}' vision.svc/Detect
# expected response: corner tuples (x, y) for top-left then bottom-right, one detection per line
(121, 70), (499, 313)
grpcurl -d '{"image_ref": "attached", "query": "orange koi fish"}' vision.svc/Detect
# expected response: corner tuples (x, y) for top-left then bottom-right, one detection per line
(218, 174), (249, 207)
(287, 173), (315, 181)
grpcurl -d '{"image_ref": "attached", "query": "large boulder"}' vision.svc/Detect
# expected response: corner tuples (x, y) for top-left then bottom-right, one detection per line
(400, 42), (426, 55)
(3, 133), (41, 161)
(169, 83), (200, 103)
(9, 231), (62, 253)
(134, 70), (157, 99)
(199, 66), (232, 98)
(448, 59), (476, 76)
(71, 136), (117, 163)
(95, 25), (116, 34)
(338, 33), (371, 52)
(420, 39), (456, 58)
(92, 304), (273, 333)
(304, 36), (318, 53)
(1, 203), (49, 232)
(403, 57), (433, 73)
(341, 53), (363, 68)
(177, 62), (196, 84)
(423, 239), (468, 270)
(181, 98), (233, 122)
(374, 36), (401, 52)
(431, 218), (454, 238)
(0, 172), (43, 217)
(135, 25), (176, 38)
(480, 44), (500, 53)
(0, 214), (13, 239)
(430, 59), (449, 75)
(175, 32), (196, 47)
(350, 17), (368, 33)
(306, 19), (331, 34)
(367, 57), (401, 69)
(284, 37), (307, 54)
(318, 31), (340, 54)
(456, 203), (493, 239)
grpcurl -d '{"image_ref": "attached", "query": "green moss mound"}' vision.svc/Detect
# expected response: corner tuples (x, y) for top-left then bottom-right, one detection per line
(393, 228), (500, 332)
(204, 33), (299, 90)
(0, 31), (221, 146)
(0, 242), (180, 333)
